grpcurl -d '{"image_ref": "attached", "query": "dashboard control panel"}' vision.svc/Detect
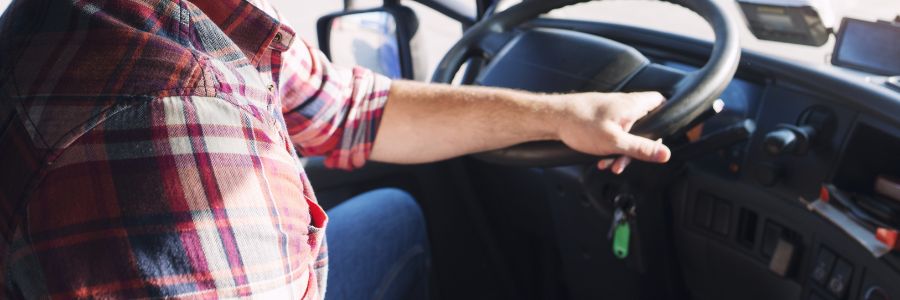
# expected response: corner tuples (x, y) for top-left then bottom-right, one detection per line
(674, 80), (900, 300)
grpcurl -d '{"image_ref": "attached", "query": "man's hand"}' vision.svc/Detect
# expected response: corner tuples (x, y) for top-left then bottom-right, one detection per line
(555, 92), (671, 174)
(370, 81), (671, 173)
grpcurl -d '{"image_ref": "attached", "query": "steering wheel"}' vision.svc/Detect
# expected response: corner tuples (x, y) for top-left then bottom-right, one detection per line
(432, 0), (741, 167)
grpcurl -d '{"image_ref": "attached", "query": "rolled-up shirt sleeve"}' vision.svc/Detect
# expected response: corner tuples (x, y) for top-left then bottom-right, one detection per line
(279, 39), (392, 170)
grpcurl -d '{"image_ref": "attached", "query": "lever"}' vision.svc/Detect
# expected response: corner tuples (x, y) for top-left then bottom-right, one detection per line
(763, 106), (835, 156)
(672, 119), (756, 162)
(763, 124), (817, 155)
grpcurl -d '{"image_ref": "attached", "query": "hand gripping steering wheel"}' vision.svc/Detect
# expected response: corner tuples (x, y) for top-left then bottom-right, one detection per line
(431, 0), (741, 167)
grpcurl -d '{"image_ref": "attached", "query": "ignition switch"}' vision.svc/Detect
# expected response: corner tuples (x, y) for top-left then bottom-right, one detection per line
(763, 107), (836, 156)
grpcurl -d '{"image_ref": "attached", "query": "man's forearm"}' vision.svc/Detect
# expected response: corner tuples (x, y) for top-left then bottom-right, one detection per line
(370, 80), (564, 164)
(369, 80), (671, 171)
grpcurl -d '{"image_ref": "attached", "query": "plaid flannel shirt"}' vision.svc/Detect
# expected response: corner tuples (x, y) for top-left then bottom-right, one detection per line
(0, 0), (391, 298)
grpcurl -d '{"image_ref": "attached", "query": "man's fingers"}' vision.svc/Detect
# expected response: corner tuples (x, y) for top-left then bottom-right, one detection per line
(621, 92), (666, 130)
(597, 158), (615, 170)
(615, 132), (671, 163)
(611, 156), (631, 174)
(631, 92), (666, 113)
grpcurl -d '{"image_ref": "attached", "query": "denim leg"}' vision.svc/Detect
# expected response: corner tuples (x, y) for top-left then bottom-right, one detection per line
(325, 188), (431, 300)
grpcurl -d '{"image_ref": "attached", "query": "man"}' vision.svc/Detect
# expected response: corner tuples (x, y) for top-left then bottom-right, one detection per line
(0, 0), (670, 298)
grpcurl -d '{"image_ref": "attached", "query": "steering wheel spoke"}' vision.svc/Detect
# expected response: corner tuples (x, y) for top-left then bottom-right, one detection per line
(621, 63), (689, 97)
(476, 30), (518, 58)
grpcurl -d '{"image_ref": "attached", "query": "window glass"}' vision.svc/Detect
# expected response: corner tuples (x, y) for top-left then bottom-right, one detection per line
(405, 1), (465, 80)
(496, 0), (900, 66)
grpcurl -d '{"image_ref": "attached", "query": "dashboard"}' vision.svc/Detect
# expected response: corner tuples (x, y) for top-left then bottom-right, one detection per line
(481, 18), (900, 300)
(676, 76), (900, 300)
(663, 41), (900, 300)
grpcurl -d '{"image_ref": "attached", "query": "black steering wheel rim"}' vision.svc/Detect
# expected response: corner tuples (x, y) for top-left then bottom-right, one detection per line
(432, 0), (741, 167)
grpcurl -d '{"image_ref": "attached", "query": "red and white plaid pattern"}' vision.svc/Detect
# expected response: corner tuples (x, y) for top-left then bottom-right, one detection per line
(0, 0), (391, 298)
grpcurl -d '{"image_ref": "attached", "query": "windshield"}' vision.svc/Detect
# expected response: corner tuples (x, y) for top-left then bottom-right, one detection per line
(3, 0), (893, 70)
(498, 0), (899, 67)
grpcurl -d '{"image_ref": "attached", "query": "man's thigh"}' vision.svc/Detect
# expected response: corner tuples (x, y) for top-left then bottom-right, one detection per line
(325, 188), (430, 300)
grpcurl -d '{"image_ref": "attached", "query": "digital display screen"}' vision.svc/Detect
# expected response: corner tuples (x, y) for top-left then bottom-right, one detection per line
(758, 11), (798, 32)
(832, 18), (900, 76)
(737, 2), (830, 46)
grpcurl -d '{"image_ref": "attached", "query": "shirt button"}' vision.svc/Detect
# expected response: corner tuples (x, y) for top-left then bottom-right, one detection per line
(273, 32), (283, 44)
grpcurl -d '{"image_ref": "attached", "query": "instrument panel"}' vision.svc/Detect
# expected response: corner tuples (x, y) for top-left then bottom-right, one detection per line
(675, 68), (900, 300)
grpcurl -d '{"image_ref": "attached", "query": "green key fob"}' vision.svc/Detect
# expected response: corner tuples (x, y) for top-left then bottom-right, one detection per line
(612, 222), (630, 259)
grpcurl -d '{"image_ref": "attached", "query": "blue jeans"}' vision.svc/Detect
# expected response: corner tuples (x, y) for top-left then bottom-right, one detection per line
(325, 188), (431, 300)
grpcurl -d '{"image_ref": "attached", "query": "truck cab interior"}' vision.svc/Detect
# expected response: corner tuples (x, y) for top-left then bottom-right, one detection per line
(308, 0), (900, 299)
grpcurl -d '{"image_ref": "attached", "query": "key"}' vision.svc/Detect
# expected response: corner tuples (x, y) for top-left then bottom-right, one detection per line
(608, 208), (625, 239)
(613, 220), (631, 259)
(609, 192), (636, 260)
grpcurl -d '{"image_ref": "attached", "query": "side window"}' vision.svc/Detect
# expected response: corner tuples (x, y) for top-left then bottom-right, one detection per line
(403, 1), (465, 80)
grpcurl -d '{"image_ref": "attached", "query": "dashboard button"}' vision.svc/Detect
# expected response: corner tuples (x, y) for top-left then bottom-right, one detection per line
(828, 259), (853, 298)
(812, 248), (837, 285)
(761, 221), (782, 258)
(694, 195), (714, 229)
(712, 200), (732, 236)
(769, 238), (796, 277)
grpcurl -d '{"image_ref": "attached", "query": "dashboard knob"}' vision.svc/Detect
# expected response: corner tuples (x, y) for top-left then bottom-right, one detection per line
(763, 124), (816, 155)
(763, 129), (798, 155)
